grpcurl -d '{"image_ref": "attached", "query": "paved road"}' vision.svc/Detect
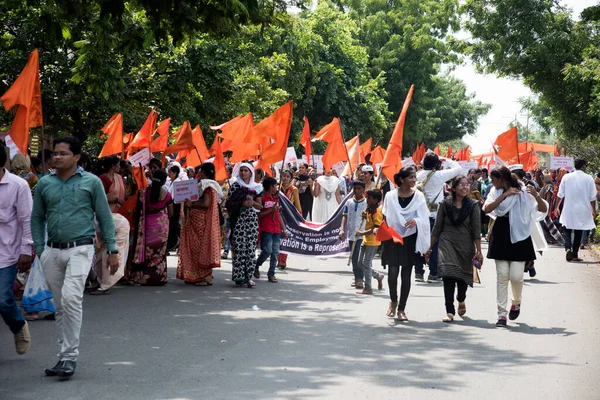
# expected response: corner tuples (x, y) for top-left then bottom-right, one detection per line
(2, 244), (600, 400)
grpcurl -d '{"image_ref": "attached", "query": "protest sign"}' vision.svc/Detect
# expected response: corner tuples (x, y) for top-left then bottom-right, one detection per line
(172, 180), (199, 204)
(549, 156), (574, 171)
(127, 147), (151, 167)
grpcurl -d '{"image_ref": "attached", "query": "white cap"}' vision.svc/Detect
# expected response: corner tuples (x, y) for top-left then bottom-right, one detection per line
(508, 164), (524, 171)
(362, 165), (374, 173)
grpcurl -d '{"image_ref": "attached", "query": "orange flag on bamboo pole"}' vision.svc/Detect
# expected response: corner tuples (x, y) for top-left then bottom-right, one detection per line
(186, 125), (211, 168)
(98, 113), (123, 158)
(494, 126), (519, 160)
(1, 49), (43, 155)
(342, 135), (363, 176)
(150, 118), (171, 153)
(360, 138), (373, 159)
(211, 113), (257, 162)
(375, 221), (404, 244)
(463, 146), (471, 162)
(381, 85), (414, 179)
(299, 116), (312, 164)
(130, 109), (157, 151)
(433, 145), (440, 155)
(253, 101), (293, 166)
(122, 132), (134, 157)
(454, 148), (463, 161)
(211, 136), (228, 181)
(446, 145), (453, 159)
(370, 145), (386, 165)
(162, 121), (194, 162)
(312, 117), (347, 171)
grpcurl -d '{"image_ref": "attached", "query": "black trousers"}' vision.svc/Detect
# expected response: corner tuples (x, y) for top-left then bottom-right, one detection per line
(564, 228), (583, 258)
(388, 264), (412, 311)
(443, 278), (467, 315)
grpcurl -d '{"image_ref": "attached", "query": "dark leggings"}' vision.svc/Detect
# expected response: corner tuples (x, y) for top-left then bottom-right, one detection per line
(443, 278), (468, 315)
(388, 264), (412, 311)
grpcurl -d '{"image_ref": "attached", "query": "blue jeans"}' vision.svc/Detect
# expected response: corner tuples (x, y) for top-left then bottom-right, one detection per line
(0, 264), (26, 334)
(256, 232), (281, 277)
(349, 239), (364, 280)
(415, 217), (438, 276)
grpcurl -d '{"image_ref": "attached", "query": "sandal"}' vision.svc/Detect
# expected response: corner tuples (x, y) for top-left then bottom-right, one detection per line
(247, 280), (256, 288)
(377, 274), (385, 290)
(195, 281), (213, 286)
(254, 270), (260, 279)
(24, 313), (39, 322)
(357, 289), (373, 295)
(457, 302), (466, 317)
(397, 311), (408, 321)
(89, 288), (110, 295)
(268, 275), (278, 283)
(442, 313), (454, 323)
(386, 301), (398, 318)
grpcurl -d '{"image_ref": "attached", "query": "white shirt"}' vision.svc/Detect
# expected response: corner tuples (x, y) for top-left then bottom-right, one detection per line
(416, 159), (463, 217)
(0, 169), (33, 269)
(558, 170), (597, 230)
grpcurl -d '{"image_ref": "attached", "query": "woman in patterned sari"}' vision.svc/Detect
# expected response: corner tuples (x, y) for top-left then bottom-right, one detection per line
(177, 163), (223, 286)
(129, 169), (173, 285)
(225, 162), (263, 288)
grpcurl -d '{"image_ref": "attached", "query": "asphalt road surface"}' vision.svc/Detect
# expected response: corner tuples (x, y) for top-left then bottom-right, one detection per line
(2, 244), (599, 400)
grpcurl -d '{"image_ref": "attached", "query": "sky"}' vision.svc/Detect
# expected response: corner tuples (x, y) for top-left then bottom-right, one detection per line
(458, 0), (597, 154)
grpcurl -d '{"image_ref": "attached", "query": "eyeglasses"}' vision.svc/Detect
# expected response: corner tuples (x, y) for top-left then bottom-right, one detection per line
(457, 183), (471, 188)
(52, 152), (73, 157)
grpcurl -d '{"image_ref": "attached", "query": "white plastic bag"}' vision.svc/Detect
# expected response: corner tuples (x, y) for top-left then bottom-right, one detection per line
(21, 256), (56, 314)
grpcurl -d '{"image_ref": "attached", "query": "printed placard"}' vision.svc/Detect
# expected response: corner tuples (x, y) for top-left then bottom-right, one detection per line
(401, 157), (415, 167)
(5, 135), (20, 158)
(172, 179), (199, 204)
(127, 147), (151, 167)
(458, 161), (479, 174)
(549, 156), (574, 171)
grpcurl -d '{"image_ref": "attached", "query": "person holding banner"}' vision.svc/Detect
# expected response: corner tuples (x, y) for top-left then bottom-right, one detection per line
(277, 170), (301, 270)
(295, 163), (314, 220)
(177, 163), (222, 286)
(225, 163), (263, 288)
(129, 169), (173, 286)
(382, 167), (431, 321)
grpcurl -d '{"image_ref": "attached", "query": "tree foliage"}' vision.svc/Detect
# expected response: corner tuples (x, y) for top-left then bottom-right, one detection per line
(1, 0), (490, 157)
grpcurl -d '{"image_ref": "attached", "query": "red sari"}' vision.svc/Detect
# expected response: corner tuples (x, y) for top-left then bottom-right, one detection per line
(176, 187), (221, 283)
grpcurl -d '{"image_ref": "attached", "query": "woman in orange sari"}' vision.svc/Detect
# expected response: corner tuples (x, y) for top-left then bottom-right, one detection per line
(177, 163), (223, 286)
(277, 170), (301, 270)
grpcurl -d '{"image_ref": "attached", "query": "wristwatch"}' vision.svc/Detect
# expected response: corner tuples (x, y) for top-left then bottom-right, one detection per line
(107, 250), (119, 255)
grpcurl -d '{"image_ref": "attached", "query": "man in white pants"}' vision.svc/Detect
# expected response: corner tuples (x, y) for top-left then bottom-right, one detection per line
(555, 158), (597, 262)
(31, 136), (118, 379)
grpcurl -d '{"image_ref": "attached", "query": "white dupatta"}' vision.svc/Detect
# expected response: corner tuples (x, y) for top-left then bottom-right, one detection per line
(382, 189), (431, 255)
(485, 186), (548, 244)
(198, 179), (224, 202)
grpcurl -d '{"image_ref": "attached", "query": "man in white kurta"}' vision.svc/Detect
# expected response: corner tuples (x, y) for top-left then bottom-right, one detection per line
(556, 159), (597, 262)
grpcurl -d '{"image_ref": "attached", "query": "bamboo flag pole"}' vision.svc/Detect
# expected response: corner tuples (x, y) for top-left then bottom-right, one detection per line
(340, 123), (354, 177)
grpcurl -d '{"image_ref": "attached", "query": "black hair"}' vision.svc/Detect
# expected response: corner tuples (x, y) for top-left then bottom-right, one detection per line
(352, 180), (366, 189)
(37, 149), (53, 161)
(513, 169), (526, 180)
(281, 169), (293, 179)
(101, 156), (120, 174)
(262, 176), (278, 192)
(255, 168), (265, 179)
(53, 136), (82, 155)
(475, 168), (482, 174)
(0, 144), (6, 167)
(201, 163), (216, 180)
(366, 189), (382, 202)
(149, 158), (162, 169)
(150, 169), (167, 204)
(394, 166), (415, 186)
(31, 156), (41, 169)
(490, 166), (520, 189)
(78, 152), (92, 172)
(423, 153), (440, 170)
(119, 160), (130, 170)
(169, 165), (181, 176)
(575, 158), (586, 170)
(450, 175), (469, 201)
(301, 163), (309, 169)
(481, 168), (488, 175)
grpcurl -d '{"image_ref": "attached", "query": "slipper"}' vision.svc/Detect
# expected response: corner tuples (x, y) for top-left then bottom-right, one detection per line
(572, 257), (583, 262)
(396, 311), (409, 321)
(442, 313), (454, 323)
(267, 276), (278, 283)
(89, 288), (110, 295)
(457, 302), (466, 317)
(377, 274), (385, 290)
(386, 302), (398, 318)
(24, 314), (39, 322)
(356, 289), (373, 295)
(247, 280), (256, 288)
(195, 281), (213, 286)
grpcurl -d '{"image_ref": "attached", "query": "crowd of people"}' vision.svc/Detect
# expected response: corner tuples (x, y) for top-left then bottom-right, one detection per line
(1, 136), (598, 379)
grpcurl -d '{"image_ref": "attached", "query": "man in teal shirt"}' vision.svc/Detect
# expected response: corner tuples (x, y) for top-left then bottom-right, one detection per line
(31, 136), (118, 379)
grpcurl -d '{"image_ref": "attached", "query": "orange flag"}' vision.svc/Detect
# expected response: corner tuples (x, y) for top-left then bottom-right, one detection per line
(1, 49), (43, 155)
(370, 145), (386, 165)
(254, 101), (293, 165)
(494, 126), (519, 160)
(446, 145), (453, 159)
(130, 109), (157, 151)
(299, 116), (312, 164)
(133, 166), (148, 190)
(211, 136), (228, 181)
(150, 118), (171, 153)
(381, 85), (414, 179)
(360, 138), (373, 159)
(454, 148), (463, 161)
(312, 117), (347, 171)
(162, 121), (194, 162)
(117, 192), (139, 229)
(433, 145), (440, 155)
(375, 221), (404, 244)
(463, 146), (471, 161)
(186, 125), (211, 168)
(122, 132), (134, 156)
(342, 135), (363, 176)
(211, 113), (257, 162)
(98, 113), (123, 158)
(247, 101), (293, 143)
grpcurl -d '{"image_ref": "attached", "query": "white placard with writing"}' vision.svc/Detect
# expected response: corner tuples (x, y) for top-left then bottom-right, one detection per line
(458, 161), (479, 174)
(284, 146), (298, 163)
(549, 156), (574, 171)
(332, 161), (345, 177)
(172, 179), (199, 204)
(127, 147), (151, 167)
(5, 135), (20, 158)
(401, 157), (415, 167)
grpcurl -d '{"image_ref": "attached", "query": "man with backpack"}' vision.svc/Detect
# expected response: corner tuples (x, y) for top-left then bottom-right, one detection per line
(414, 152), (462, 282)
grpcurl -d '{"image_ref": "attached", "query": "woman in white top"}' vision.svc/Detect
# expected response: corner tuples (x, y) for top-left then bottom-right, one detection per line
(381, 167), (431, 321)
(311, 170), (341, 223)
